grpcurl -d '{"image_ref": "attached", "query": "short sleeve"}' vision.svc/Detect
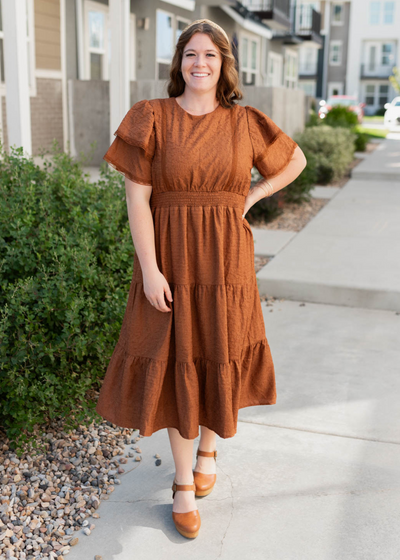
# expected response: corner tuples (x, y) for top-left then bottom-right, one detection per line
(245, 105), (298, 179)
(103, 99), (155, 186)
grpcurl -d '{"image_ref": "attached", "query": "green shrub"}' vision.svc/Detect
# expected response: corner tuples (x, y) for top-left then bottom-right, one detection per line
(354, 132), (369, 152)
(323, 105), (359, 128)
(293, 125), (356, 183)
(0, 140), (134, 452)
(306, 110), (320, 128)
(374, 107), (386, 116)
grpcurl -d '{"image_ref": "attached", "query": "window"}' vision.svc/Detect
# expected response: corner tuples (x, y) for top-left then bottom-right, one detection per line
(240, 34), (259, 86)
(383, 1), (395, 23)
(176, 18), (188, 43)
(300, 81), (316, 96)
(379, 83), (389, 105)
(364, 83), (390, 107)
(382, 43), (393, 65)
(368, 45), (377, 71)
(267, 52), (283, 86)
(329, 41), (342, 65)
(284, 49), (298, 89)
(299, 47), (318, 74)
(157, 11), (173, 62)
(156, 10), (190, 79)
(365, 84), (375, 105)
(84, 2), (110, 80)
(332, 3), (343, 24)
(0, 0), (5, 83)
(370, 1), (380, 24)
(89, 10), (106, 79)
(0, 0), (35, 92)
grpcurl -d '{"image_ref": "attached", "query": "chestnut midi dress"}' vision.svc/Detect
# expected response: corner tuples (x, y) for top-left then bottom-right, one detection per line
(95, 96), (298, 440)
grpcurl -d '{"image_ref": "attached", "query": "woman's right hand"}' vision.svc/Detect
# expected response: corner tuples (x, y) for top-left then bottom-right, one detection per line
(143, 269), (173, 312)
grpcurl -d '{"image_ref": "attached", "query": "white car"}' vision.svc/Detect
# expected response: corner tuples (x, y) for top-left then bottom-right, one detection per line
(384, 97), (400, 130)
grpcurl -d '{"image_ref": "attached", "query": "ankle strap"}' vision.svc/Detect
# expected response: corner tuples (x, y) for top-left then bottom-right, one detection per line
(171, 481), (196, 493)
(196, 448), (217, 460)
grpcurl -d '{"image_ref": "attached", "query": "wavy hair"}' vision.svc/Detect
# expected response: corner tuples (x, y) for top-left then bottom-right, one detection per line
(166, 19), (243, 108)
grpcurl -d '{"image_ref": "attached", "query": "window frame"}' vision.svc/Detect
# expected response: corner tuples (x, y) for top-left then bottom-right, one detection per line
(0, 0), (36, 97)
(284, 48), (298, 89)
(363, 81), (390, 108)
(83, 0), (110, 81)
(331, 3), (344, 25)
(267, 51), (283, 87)
(239, 31), (260, 86)
(369, 1), (381, 24)
(383, 1), (395, 24)
(155, 9), (190, 79)
(329, 40), (342, 66)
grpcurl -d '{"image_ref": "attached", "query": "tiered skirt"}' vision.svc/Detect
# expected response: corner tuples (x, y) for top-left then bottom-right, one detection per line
(95, 191), (276, 439)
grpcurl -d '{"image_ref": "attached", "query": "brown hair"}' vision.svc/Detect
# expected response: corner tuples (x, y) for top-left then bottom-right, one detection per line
(166, 19), (243, 108)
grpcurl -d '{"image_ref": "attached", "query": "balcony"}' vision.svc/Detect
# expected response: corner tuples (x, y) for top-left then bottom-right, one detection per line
(360, 63), (396, 79)
(293, 4), (323, 47)
(244, 0), (291, 31)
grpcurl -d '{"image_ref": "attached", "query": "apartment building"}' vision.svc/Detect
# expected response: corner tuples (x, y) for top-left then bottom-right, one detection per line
(1, 0), (307, 161)
(346, 0), (399, 115)
(321, 0), (351, 99)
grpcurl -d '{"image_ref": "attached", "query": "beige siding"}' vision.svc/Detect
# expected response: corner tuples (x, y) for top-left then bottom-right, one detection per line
(35, 0), (61, 70)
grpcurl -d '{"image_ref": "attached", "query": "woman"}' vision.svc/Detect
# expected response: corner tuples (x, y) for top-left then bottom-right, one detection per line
(96, 19), (307, 539)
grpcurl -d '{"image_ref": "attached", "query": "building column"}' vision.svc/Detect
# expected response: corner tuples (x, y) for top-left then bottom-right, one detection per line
(109, 0), (130, 142)
(1, 0), (32, 154)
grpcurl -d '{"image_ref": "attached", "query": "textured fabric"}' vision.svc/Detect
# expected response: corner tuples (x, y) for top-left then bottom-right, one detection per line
(96, 96), (298, 439)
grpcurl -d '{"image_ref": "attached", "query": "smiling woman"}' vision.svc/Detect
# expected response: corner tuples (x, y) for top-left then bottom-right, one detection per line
(97, 18), (306, 539)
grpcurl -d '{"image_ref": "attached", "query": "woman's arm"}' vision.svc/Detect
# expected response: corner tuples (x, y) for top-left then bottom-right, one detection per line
(125, 177), (173, 313)
(243, 145), (307, 217)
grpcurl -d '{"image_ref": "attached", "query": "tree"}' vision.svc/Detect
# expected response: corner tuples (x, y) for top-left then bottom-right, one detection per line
(389, 67), (400, 94)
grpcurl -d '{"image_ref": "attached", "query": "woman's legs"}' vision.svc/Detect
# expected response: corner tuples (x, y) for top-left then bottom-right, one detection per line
(167, 427), (197, 513)
(194, 425), (217, 474)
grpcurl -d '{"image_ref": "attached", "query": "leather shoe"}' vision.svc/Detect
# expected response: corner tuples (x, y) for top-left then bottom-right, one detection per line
(171, 480), (201, 538)
(193, 448), (217, 497)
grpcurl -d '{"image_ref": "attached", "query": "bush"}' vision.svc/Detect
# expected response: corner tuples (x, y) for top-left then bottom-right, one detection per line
(306, 110), (320, 128)
(354, 132), (369, 152)
(0, 140), (134, 452)
(323, 105), (359, 128)
(374, 107), (386, 116)
(293, 125), (356, 184)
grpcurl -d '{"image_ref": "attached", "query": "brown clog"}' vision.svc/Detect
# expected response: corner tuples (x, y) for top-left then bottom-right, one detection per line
(193, 448), (217, 497)
(171, 480), (201, 538)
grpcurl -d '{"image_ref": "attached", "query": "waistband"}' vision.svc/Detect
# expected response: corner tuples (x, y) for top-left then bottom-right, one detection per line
(150, 190), (245, 209)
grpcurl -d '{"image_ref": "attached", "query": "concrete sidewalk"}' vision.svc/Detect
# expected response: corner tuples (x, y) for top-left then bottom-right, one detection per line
(257, 136), (400, 312)
(67, 300), (400, 560)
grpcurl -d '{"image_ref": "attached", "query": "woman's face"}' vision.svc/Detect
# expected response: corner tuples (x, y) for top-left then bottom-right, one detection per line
(180, 32), (223, 94)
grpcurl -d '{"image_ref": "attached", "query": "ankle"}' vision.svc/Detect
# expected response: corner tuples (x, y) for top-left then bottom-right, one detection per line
(198, 443), (216, 452)
(174, 476), (194, 485)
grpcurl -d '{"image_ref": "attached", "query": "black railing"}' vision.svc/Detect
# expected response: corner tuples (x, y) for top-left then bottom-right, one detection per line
(293, 4), (321, 35)
(246, 0), (291, 18)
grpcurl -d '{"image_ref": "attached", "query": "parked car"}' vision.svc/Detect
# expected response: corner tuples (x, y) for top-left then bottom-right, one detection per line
(384, 97), (400, 130)
(318, 95), (365, 123)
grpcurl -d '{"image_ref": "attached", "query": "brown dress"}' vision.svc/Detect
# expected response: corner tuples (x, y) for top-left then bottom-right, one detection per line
(95, 96), (298, 439)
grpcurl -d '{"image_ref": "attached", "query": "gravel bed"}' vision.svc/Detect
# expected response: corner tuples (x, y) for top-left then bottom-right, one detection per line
(0, 419), (154, 560)
(252, 198), (329, 232)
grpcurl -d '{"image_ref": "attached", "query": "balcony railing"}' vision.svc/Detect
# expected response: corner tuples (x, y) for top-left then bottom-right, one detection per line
(293, 4), (321, 35)
(360, 63), (396, 79)
(245, 0), (291, 18)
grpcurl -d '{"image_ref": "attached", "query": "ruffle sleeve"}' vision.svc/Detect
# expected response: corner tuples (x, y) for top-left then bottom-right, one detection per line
(103, 99), (155, 186)
(245, 105), (298, 179)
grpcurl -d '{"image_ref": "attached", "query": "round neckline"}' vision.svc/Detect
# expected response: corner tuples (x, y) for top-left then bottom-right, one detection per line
(173, 96), (222, 119)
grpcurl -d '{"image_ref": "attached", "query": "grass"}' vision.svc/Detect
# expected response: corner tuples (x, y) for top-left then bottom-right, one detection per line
(355, 124), (389, 139)
(362, 116), (385, 123)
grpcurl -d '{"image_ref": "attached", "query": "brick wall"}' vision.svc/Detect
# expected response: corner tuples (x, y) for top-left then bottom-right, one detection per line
(1, 78), (63, 155)
(31, 78), (63, 154)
